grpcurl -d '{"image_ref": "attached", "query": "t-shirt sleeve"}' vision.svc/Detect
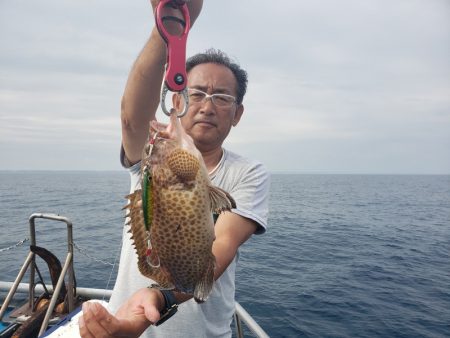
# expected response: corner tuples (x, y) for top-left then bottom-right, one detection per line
(229, 162), (270, 234)
(120, 145), (141, 192)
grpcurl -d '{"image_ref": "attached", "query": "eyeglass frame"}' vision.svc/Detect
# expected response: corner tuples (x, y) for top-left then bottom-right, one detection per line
(186, 87), (237, 108)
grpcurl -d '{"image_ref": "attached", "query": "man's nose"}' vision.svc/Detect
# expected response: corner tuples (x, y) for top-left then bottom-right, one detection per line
(198, 96), (215, 114)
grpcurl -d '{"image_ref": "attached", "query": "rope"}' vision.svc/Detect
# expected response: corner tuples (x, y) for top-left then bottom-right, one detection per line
(71, 240), (120, 299)
(0, 237), (116, 267)
(1, 237), (119, 299)
(71, 241), (115, 266)
(0, 237), (29, 252)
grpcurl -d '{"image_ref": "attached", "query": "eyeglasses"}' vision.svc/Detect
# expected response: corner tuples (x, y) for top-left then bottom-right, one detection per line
(187, 88), (236, 108)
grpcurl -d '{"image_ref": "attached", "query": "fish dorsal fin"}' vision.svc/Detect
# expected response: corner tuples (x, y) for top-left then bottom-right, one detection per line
(208, 185), (236, 214)
(124, 190), (174, 290)
(167, 148), (200, 181)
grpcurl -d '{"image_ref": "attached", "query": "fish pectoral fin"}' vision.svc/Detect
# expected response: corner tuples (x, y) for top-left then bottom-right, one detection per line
(194, 254), (215, 303)
(208, 185), (236, 214)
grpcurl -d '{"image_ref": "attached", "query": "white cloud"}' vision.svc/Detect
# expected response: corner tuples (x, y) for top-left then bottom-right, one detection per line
(0, 0), (449, 173)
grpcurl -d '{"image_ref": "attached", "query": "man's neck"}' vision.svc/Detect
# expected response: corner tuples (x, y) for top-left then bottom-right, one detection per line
(201, 147), (224, 174)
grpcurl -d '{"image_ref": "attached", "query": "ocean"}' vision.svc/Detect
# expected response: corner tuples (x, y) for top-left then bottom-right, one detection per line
(0, 172), (449, 337)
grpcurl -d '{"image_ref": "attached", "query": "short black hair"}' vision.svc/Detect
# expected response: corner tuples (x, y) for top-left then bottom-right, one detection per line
(186, 49), (248, 104)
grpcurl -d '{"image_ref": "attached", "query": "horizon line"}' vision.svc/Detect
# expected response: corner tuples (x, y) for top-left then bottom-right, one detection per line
(0, 169), (449, 176)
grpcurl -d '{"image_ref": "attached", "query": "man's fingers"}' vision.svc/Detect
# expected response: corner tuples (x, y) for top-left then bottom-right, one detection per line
(80, 302), (116, 338)
(79, 315), (95, 338)
(92, 300), (151, 337)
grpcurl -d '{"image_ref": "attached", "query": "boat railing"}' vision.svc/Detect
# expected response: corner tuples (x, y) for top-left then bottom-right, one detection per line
(0, 281), (270, 337)
(0, 213), (76, 337)
(0, 212), (270, 337)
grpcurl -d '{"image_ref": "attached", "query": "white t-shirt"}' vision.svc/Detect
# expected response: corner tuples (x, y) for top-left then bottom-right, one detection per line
(108, 148), (270, 337)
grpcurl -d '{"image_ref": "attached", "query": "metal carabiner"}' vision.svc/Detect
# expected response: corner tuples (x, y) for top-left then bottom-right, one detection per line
(155, 0), (191, 117)
(160, 85), (189, 117)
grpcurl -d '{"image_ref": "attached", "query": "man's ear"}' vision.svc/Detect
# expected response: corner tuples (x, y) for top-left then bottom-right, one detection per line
(232, 104), (244, 127)
(172, 93), (184, 113)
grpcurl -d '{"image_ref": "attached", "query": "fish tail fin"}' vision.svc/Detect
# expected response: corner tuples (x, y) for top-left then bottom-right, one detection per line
(208, 185), (236, 214)
(194, 254), (215, 303)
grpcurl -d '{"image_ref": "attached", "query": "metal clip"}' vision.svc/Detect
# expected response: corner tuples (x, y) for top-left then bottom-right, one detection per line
(146, 231), (161, 268)
(156, 0), (191, 117)
(161, 85), (189, 117)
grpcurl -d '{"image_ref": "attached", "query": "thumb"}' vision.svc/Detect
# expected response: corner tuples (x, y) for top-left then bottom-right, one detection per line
(143, 302), (162, 324)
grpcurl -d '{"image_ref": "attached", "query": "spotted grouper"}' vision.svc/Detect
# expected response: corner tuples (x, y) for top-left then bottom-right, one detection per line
(124, 113), (235, 302)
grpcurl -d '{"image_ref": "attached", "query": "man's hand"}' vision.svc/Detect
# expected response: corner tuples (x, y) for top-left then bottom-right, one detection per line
(79, 288), (165, 338)
(150, 0), (203, 26)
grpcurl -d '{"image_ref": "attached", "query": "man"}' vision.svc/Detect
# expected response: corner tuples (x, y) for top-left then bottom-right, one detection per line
(79, 1), (269, 337)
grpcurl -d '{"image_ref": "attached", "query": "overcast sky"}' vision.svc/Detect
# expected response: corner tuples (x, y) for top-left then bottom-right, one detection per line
(1, 0), (449, 174)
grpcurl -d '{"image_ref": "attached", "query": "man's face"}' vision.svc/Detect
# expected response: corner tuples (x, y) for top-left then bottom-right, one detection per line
(176, 63), (244, 153)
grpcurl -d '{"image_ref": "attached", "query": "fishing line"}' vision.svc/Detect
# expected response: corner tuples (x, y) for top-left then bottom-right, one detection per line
(102, 240), (122, 302)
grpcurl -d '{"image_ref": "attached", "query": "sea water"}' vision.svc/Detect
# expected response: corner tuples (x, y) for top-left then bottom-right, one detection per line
(0, 172), (449, 337)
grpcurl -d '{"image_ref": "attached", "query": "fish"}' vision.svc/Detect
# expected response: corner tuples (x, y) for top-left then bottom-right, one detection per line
(124, 113), (236, 302)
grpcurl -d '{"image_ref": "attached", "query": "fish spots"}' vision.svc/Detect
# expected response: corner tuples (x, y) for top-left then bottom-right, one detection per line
(131, 126), (226, 300)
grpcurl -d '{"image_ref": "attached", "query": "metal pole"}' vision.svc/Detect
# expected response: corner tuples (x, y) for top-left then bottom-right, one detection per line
(0, 282), (113, 300)
(38, 252), (73, 337)
(0, 252), (34, 321)
(234, 311), (244, 338)
(29, 215), (37, 309)
(66, 218), (74, 312)
(235, 302), (270, 338)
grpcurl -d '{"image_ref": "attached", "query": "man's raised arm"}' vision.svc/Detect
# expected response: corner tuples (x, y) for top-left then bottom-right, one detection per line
(121, 0), (203, 165)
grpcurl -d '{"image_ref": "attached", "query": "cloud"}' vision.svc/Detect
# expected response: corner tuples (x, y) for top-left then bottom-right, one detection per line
(0, 0), (449, 173)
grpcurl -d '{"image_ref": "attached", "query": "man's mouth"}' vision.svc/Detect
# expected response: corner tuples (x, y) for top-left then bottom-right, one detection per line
(194, 120), (216, 127)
